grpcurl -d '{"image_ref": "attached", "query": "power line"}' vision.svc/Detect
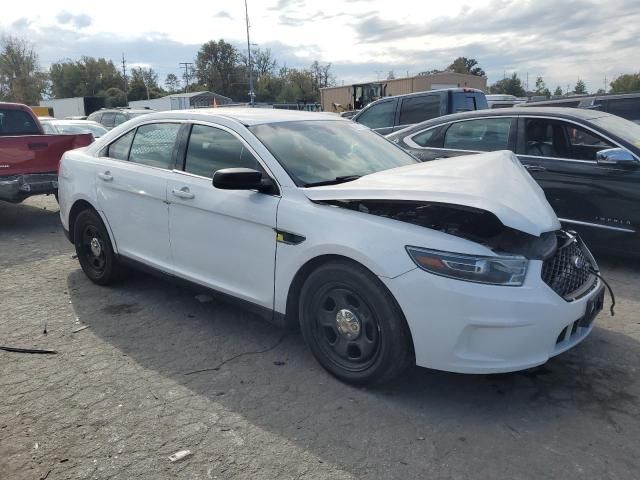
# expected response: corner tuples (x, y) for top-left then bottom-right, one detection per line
(244, 0), (255, 106)
(179, 62), (193, 93)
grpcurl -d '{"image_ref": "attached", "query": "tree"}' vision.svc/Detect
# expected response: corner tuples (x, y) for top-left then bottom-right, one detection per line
(489, 73), (526, 97)
(0, 35), (47, 104)
(574, 79), (587, 94)
(101, 87), (127, 107)
(387, 70), (396, 80)
(128, 67), (164, 101)
(610, 73), (640, 93)
(164, 73), (180, 93)
(195, 39), (242, 98)
(534, 76), (551, 97)
(447, 57), (485, 77)
(252, 48), (277, 79)
(553, 86), (563, 96)
(49, 57), (123, 98)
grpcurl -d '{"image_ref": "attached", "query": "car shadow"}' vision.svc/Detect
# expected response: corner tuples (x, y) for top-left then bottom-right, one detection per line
(66, 265), (640, 477)
(0, 197), (71, 268)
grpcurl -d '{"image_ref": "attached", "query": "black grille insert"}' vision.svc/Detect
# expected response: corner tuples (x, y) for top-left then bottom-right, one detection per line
(542, 233), (596, 301)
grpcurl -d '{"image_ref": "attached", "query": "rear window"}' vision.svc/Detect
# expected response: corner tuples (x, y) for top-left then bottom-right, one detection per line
(0, 109), (40, 135)
(398, 95), (441, 126)
(452, 93), (488, 112)
(601, 98), (640, 123)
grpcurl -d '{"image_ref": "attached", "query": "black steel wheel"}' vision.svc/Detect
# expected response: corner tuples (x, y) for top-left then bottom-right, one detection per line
(299, 260), (413, 385)
(73, 209), (121, 285)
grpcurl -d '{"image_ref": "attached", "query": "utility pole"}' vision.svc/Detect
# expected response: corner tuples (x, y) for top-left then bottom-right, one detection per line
(244, 0), (255, 106)
(121, 53), (128, 102)
(180, 62), (193, 93)
(604, 75), (607, 93)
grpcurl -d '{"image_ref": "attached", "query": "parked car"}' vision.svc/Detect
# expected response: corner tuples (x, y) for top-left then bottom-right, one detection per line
(58, 108), (604, 385)
(486, 94), (527, 109)
(519, 92), (640, 124)
(388, 107), (640, 256)
(87, 108), (153, 130)
(0, 102), (93, 203)
(40, 118), (108, 138)
(350, 88), (488, 135)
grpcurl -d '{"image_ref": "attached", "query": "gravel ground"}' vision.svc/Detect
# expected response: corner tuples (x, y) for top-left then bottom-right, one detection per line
(1, 196), (639, 480)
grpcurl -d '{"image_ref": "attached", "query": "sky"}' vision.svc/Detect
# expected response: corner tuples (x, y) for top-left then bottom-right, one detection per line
(2, 0), (639, 94)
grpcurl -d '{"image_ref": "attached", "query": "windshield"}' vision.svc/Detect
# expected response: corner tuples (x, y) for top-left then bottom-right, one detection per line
(250, 120), (418, 186)
(591, 114), (640, 149)
(58, 123), (108, 138)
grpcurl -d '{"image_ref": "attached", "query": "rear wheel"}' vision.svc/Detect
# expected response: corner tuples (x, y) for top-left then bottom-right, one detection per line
(299, 260), (413, 385)
(73, 209), (121, 285)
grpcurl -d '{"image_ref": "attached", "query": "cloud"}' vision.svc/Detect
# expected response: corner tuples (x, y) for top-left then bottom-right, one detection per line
(10, 17), (32, 29)
(213, 11), (233, 20)
(56, 11), (92, 29)
(268, 0), (306, 11)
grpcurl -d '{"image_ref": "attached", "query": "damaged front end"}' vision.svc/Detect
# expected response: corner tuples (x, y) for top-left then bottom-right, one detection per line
(325, 199), (558, 260)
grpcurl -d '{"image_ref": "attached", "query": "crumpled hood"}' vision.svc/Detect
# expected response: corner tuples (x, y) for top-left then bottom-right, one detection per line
(302, 150), (560, 236)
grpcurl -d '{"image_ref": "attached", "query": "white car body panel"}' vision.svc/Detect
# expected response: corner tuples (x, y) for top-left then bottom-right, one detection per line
(58, 108), (602, 375)
(303, 150), (560, 237)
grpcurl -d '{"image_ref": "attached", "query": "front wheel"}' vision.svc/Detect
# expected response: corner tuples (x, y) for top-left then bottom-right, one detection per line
(73, 209), (121, 285)
(299, 261), (413, 385)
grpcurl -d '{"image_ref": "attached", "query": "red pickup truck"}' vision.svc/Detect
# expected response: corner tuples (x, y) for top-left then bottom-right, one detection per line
(0, 102), (93, 203)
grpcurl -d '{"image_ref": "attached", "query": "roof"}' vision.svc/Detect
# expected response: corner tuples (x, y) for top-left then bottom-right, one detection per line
(387, 107), (616, 139)
(168, 91), (233, 101)
(141, 107), (342, 126)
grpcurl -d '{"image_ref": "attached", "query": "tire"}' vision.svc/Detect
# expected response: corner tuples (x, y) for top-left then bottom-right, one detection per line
(73, 209), (121, 285)
(299, 260), (413, 385)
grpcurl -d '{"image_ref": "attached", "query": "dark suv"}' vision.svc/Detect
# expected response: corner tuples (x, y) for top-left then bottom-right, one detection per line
(351, 88), (488, 135)
(87, 108), (154, 130)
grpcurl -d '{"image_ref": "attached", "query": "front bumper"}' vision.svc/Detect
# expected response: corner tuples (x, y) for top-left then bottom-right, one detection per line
(0, 173), (58, 203)
(381, 260), (603, 374)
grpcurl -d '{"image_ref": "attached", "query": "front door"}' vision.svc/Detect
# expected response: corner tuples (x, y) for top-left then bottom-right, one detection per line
(95, 122), (182, 270)
(168, 123), (280, 309)
(515, 116), (639, 252)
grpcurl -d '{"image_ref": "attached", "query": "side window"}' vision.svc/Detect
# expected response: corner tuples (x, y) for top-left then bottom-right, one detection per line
(114, 113), (128, 126)
(444, 118), (512, 151)
(603, 98), (639, 122)
(101, 112), (116, 128)
(399, 95), (441, 125)
(355, 101), (396, 129)
(0, 109), (40, 135)
(184, 125), (258, 178)
(87, 112), (101, 123)
(411, 128), (438, 147)
(129, 123), (181, 169)
(107, 130), (135, 160)
(564, 123), (614, 161)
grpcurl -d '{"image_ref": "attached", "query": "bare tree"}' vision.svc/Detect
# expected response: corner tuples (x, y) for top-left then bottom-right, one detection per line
(0, 35), (47, 104)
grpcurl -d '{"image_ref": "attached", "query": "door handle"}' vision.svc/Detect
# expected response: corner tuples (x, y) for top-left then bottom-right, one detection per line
(98, 171), (113, 181)
(524, 164), (546, 172)
(172, 187), (195, 199)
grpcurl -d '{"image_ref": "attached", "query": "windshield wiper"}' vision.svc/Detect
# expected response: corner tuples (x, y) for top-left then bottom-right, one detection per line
(303, 175), (362, 188)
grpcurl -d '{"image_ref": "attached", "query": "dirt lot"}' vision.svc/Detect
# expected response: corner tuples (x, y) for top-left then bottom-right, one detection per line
(1, 196), (639, 480)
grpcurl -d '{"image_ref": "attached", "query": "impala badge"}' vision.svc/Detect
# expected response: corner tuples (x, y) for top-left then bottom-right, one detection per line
(573, 256), (585, 269)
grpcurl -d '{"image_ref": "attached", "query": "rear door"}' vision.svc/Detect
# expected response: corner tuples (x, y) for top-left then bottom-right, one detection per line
(353, 99), (398, 135)
(94, 122), (182, 269)
(394, 94), (444, 131)
(406, 116), (516, 161)
(167, 122), (280, 308)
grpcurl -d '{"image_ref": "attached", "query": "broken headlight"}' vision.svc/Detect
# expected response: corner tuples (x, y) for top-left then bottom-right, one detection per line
(405, 246), (528, 286)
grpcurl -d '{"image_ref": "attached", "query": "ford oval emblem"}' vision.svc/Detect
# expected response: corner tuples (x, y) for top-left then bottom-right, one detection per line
(573, 256), (585, 269)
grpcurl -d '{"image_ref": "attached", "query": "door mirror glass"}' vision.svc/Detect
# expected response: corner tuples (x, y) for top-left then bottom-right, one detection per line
(596, 148), (640, 168)
(213, 168), (265, 190)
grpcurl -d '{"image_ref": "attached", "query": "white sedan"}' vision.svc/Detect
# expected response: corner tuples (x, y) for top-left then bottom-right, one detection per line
(58, 109), (605, 385)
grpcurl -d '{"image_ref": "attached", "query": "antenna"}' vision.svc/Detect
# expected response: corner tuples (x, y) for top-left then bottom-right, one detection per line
(245, 0), (255, 106)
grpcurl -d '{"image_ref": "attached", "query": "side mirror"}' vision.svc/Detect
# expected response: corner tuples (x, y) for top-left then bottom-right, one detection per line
(596, 148), (640, 169)
(212, 168), (274, 193)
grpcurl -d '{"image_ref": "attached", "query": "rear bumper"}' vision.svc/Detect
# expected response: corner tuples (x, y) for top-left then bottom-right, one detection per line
(0, 173), (58, 203)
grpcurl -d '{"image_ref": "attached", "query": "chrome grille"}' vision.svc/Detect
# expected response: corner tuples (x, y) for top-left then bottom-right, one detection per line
(541, 233), (596, 301)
